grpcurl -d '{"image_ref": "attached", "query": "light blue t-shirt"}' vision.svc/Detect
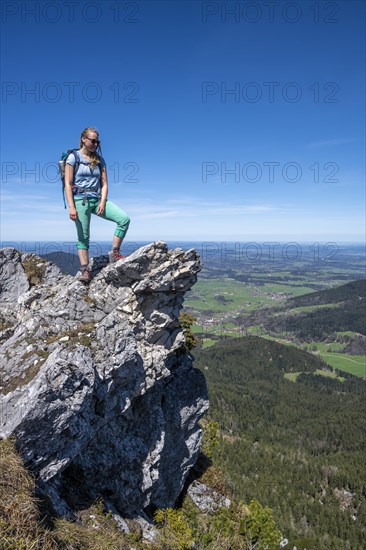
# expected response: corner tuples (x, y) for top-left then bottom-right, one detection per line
(66, 150), (106, 199)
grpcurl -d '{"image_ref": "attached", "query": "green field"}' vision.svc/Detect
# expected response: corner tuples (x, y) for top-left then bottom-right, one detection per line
(201, 338), (217, 348)
(185, 278), (315, 313)
(336, 331), (364, 337)
(284, 372), (301, 382)
(318, 352), (366, 378)
(305, 341), (348, 353)
(284, 369), (346, 382)
(314, 368), (346, 381)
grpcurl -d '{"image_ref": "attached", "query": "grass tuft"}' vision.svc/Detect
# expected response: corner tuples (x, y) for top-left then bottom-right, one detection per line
(0, 438), (55, 548)
(0, 439), (152, 549)
(21, 257), (47, 287)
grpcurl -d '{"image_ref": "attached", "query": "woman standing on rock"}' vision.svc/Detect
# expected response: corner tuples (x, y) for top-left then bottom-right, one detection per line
(64, 127), (130, 283)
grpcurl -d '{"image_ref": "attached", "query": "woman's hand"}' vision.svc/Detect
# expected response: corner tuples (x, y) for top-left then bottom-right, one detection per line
(97, 201), (106, 216)
(69, 206), (78, 221)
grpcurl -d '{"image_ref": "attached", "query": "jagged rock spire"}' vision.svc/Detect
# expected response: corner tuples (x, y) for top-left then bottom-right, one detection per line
(0, 241), (208, 519)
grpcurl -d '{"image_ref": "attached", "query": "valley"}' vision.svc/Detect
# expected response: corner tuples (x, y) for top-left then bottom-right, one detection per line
(184, 244), (365, 379)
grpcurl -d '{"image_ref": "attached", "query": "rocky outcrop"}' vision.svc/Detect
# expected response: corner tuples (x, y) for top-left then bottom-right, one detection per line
(0, 242), (208, 522)
(188, 481), (231, 513)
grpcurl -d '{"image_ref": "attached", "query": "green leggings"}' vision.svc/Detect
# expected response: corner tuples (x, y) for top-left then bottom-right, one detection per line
(74, 197), (130, 250)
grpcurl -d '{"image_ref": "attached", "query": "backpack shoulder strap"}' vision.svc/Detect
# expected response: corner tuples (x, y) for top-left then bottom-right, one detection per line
(60, 149), (80, 210)
(66, 149), (80, 176)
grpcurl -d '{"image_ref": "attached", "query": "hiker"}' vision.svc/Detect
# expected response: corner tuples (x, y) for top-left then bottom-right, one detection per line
(64, 127), (130, 283)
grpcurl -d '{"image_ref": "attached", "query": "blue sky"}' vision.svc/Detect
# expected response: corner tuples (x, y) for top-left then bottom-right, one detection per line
(1, 0), (365, 244)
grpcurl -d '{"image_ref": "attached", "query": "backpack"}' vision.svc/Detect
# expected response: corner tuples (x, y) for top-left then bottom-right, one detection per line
(58, 149), (102, 208)
(58, 149), (80, 209)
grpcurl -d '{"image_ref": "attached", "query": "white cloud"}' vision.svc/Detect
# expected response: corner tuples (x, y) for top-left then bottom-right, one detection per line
(0, 193), (363, 242)
(306, 138), (356, 148)
(124, 198), (281, 219)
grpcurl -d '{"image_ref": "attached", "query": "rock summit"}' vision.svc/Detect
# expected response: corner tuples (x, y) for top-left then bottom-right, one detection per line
(0, 242), (208, 521)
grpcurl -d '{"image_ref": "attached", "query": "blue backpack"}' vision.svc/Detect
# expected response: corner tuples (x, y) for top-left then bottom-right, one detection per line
(58, 149), (102, 208)
(58, 149), (80, 209)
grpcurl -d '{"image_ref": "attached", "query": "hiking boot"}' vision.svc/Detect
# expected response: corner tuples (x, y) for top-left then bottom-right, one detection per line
(80, 265), (92, 283)
(108, 248), (126, 263)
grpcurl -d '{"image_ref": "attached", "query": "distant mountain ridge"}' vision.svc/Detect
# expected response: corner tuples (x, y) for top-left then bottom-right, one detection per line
(41, 251), (79, 276)
(288, 278), (366, 307)
(258, 279), (366, 339)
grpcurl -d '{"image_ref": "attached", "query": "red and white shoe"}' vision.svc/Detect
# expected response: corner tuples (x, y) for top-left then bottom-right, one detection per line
(108, 249), (127, 263)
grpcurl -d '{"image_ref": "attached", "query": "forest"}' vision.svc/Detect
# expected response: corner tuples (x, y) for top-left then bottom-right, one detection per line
(193, 336), (366, 549)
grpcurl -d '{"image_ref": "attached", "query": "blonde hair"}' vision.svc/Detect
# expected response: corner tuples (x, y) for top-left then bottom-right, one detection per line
(80, 127), (101, 168)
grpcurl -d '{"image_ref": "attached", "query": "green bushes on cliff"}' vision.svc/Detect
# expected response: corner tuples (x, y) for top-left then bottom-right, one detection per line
(179, 312), (200, 350)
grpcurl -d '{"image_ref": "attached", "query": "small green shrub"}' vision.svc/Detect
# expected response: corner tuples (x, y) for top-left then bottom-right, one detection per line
(189, 500), (282, 550)
(179, 313), (200, 351)
(201, 419), (220, 460)
(239, 499), (282, 550)
(154, 508), (194, 550)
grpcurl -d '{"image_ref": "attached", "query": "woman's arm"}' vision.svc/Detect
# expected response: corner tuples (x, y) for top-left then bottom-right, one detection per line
(64, 163), (78, 220)
(97, 165), (108, 215)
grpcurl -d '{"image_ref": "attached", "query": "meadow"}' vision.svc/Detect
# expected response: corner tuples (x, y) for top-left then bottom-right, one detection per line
(185, 244), (366, 379)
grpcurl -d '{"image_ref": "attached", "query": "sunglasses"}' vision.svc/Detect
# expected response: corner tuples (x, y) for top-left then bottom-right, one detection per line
(85, 137), (100, 145)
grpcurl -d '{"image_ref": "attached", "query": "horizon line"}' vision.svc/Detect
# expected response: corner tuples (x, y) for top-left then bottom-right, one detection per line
(1, 239), (365, 244)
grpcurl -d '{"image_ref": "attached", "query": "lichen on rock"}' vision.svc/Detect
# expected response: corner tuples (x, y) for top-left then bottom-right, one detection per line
(0, 241), (208, 524)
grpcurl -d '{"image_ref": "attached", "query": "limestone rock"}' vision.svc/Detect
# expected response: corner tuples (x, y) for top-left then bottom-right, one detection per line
(0, 241), (208, 520)
(188, 481), (231, 512)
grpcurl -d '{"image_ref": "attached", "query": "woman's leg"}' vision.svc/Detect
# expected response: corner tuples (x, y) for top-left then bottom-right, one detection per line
(112, 235), (123, 249)
(95, 200), (130, 253)
(78, 248), (89, 266)
(74, 199), (93, 267)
